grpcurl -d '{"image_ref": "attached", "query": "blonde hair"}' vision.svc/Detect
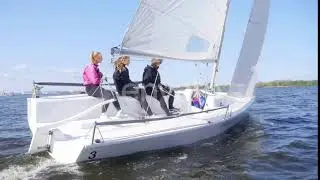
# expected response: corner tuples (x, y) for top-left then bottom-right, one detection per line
(114, 56), (129, 72)
(90, 51), (101, 64)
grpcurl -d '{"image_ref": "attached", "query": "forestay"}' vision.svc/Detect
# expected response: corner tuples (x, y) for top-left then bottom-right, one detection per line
(120, 0), (229, 61)
(228, 0), (270, 98)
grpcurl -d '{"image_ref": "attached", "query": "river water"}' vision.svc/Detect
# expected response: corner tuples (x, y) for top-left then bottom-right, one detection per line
(0, 87), (317, 179)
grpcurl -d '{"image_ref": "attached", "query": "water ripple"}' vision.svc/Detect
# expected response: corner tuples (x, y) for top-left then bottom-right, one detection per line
(0, 87), (318, 179)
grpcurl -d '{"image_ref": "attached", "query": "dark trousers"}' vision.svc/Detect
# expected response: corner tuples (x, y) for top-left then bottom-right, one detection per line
(147, 85), (175, 115)
(85, 85), (121, 113)
(160, 85), (175, 109)
(121, 86), (153, 116)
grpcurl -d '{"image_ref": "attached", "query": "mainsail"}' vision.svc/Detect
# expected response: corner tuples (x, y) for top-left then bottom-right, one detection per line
(228, 0), (270, 98)
(119, 0), (229, 61)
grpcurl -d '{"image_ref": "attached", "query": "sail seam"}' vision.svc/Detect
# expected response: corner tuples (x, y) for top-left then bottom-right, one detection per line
(140, 0), (226, 43)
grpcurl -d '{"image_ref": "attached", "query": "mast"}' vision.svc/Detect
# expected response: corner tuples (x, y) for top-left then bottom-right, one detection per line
(209, 0), (231, 91)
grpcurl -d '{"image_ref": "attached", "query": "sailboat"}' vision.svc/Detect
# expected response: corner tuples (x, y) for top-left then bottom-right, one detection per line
(26, 0), (270, 164)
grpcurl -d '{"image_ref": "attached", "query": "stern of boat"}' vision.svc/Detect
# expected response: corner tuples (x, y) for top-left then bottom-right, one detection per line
(26, 94), (118, 154)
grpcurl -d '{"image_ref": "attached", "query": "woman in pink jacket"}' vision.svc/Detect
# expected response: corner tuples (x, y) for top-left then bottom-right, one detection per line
(83, 51), (121, 116)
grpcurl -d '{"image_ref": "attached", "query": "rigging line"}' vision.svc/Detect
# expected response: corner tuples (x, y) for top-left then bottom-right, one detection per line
(95, 105), (228, 126)
(210, 0), (231, 91)
(145, 70), (159, 116)
(84, 123), (96, 138)
(99, 82), (105, 110)
(159, 87), (174, 97)
(96, 126), (105, 142)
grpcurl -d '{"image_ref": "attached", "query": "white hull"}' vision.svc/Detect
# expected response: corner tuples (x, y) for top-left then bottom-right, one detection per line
(27, 89), (254, 164)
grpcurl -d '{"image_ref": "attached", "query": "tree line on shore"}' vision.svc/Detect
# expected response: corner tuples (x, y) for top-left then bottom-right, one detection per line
(173, 80), (318, 91)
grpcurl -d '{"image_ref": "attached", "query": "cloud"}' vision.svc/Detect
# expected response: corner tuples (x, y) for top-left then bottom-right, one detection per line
(49, 67), (81, 74)
(12, 64), (27, 70)
(2, 73), (9, 78)
(48, 67), (82, 79)
(1, 73), (14, 80)
(62, 69), (80, 74)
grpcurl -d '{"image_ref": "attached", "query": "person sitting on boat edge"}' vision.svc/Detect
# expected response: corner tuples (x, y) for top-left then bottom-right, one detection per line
(113, 56), (153, 116)
(83, 51), (122, 116)
(142, 58), (177, 116)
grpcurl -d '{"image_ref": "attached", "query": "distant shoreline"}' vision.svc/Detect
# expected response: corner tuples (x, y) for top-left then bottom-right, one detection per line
(255, 80), (317, 88)
(256, 85), (317, 88)
(173, 80), (318, 90)
(0, 80), (317, 96)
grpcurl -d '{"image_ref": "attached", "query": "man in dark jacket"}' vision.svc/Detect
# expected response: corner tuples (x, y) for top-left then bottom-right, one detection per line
(142, 58), (176, 115)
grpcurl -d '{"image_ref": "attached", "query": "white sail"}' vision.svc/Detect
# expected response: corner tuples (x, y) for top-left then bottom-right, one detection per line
(228, 0), (270, 98)
(120, 0), (229, 61)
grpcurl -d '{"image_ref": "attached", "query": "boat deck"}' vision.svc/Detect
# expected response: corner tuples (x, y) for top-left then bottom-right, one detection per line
(53, 107), (230, 145)
(46, 97), (252, 164)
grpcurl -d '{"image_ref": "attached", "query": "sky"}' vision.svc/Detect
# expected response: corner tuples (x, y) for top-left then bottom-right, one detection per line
(0, 0), (318, 91)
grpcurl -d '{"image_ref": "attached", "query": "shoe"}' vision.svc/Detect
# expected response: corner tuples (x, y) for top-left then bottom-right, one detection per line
(146, 110), (153, 116)
(169, 107), (179, 112)
(166, 111), (176, 116)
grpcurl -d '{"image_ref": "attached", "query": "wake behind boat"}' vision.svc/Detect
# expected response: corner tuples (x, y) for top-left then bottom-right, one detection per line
(26, 0), (270, 164)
